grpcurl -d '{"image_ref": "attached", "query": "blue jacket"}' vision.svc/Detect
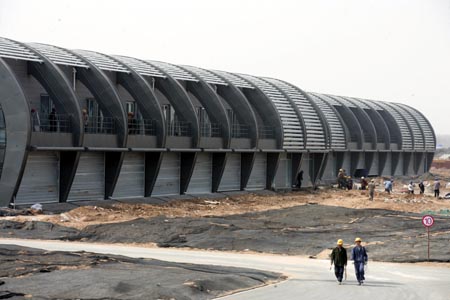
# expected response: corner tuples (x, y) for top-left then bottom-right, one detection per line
(351, 246), (368, 263)
(384, 181), (393, 191)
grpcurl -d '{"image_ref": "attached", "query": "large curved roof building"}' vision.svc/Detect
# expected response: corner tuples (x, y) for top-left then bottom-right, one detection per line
(0, 37), (435, 206)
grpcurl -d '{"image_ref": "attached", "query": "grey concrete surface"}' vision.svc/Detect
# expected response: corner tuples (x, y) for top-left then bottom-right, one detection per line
(0, 238), (449, 300)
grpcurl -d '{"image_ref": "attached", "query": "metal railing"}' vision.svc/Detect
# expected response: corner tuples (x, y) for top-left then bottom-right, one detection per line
(128, 119), (157, 136)
(167, 121), (191, 137)
(200, 122), (221, 138)
(84, 116), (117, 134)
(32, 114), (72, 133)
(364, 133), (374, 142)
(259, 126), (275, 139)
(231, 123), (250, 138)
(350, 133), (359, 142)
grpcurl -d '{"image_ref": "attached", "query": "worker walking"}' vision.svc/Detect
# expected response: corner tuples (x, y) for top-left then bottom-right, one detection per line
(434, 178), (441, 198)
(330, 239), (348, 285)
(351, 237), (368, 285)
(368, 179), (376, 201)
(296, 170), (304, 189)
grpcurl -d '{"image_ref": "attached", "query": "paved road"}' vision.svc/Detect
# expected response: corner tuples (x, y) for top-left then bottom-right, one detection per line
(1, 238), (450, 300)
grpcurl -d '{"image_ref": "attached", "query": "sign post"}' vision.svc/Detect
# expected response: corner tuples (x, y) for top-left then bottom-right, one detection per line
(422, 215), (434, 261)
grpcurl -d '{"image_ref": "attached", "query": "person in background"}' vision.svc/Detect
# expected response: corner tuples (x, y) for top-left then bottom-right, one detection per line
(434, 178), (441, 198)
(419, 181), (425, 194)
(346, 176), (353, 190)
(408, 181), (415, 194)
(330, 239), (348, 285)
(82, 109), (89, 132)
(296, 170), (304, 189)
(128, 112), (137, 134)
(360, 177), (368, 190)
(368, 179), (376, 201)
(384, 179), (393, 194)
(351, 237), (368, 286)
(48, 108), (57, 132)
(31, 108), (41, 132)
(337, 169), (346, 189)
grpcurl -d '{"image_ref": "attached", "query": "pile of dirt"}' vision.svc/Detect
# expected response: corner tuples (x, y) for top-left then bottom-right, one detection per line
(5, 180), (450, 231)
(0, 245), (281, 300)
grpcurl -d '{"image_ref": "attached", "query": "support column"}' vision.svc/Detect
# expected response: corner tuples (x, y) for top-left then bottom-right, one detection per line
(180, 152), (197, 194)
(266, 153), (280, 189)
(144, 152), (163, 197)
(240, 152), (255, 190)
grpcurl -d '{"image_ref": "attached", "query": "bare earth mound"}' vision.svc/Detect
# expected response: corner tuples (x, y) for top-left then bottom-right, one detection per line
(0, 245), (281, 300)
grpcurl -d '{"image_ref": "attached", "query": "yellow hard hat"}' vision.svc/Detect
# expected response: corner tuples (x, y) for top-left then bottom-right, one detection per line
(339, 169), (343, 172)
(355, 237), (362, 243)
(337, 239), (344, 245)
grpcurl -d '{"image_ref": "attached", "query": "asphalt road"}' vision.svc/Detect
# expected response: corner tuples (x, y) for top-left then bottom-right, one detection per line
(1, 238), (449, 300)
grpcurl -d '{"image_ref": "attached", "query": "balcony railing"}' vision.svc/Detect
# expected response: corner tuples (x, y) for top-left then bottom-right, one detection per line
(200, 122), (221, 138)
(259, 126), (275, 139)
(32, 114), (72, 133)
(84, 116), (117, 134)
(231, 123), (250, 138)
(167, 121), (191, 137)
(128, 119), (157, 136)
(350, 133), (359, 142)
(364, 133), (374, 143)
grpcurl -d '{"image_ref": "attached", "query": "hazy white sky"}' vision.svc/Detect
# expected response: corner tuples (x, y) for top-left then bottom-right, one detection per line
(1, 0), (449, 134)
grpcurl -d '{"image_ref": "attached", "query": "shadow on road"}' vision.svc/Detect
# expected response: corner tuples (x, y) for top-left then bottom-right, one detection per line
(291, 278), (402, 288)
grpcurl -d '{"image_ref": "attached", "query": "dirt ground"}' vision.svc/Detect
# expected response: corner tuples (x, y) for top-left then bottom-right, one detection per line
(1, 172), (450, 266)
(5, 173), (450, 231)
(1, 173), (450, 299)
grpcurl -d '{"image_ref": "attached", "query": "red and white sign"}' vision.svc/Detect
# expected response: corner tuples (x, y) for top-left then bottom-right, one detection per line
(422, 215), (434, 227)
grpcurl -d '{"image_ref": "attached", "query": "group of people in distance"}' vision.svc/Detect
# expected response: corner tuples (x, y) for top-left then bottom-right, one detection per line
(330, 237), (368, 285)
(406, 179), (442, 198)
(337, 169), (443, 200)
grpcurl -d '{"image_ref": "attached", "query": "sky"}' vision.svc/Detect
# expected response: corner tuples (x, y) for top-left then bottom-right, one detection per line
(1, 0), (449, 134)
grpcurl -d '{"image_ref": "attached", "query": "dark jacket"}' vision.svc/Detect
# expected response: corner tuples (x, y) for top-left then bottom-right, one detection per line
(331, 246), (348, 266)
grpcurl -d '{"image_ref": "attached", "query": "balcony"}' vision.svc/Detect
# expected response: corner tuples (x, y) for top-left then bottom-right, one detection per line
(231, 123), (250, 139)
(32, 114), (72, 133)
(167, 121), (191, 137)
(84, 116), (117, 134)
(30, 114), (73, 147)
(200, 122), (221, 138)
(259, 126), (275, 139)
(128, 119), (157, 136)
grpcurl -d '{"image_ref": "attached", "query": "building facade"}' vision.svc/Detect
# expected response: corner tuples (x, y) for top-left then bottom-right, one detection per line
(0, 37), (436, 206)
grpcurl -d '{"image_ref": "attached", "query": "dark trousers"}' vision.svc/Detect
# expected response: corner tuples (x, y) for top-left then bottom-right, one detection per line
(435, 190), (440, 198)
(354, 261), (365, 282)
(334, 265), (345, 282)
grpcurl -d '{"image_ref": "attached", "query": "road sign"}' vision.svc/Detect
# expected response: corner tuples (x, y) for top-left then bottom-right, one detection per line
(422, 215), (435, 261)
(422, 215), (434, 227)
